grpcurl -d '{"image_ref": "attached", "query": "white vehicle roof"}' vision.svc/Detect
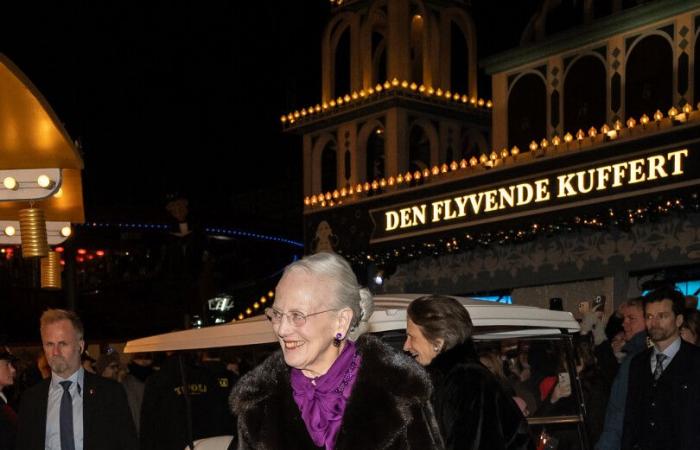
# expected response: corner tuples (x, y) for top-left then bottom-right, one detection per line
(124, 293), (580, 353)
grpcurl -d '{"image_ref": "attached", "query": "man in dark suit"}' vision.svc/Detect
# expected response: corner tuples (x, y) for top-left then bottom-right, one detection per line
(16, 309), (137, 450)
(622, 287), (700, 450)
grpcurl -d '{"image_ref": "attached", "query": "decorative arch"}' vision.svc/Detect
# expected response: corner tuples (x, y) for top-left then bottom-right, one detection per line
(409, 0), (431, 85)
(563, 53), (607, 133)
(441, 7), (477, 97)
(322, 12), (355, 101)
(361, 5), (388, 87)
(311, 133), (338, 194)
(625, 33), (673, 118)
(408, 119), (439, 172)
(357, 118), (386, 182)
(508, 71), (547, 150)
(460, 127), (489, 159)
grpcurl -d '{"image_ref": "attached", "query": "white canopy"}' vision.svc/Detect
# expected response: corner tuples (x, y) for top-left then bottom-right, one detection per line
(124, 294), (580, 353)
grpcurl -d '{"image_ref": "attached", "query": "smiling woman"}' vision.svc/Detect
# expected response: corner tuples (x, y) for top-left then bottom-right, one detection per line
(405, 295), (533, 450)
(229, 252), (444, 450)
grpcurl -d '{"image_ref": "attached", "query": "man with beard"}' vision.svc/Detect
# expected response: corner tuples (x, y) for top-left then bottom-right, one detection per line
(16, 309), (137, 450)
(622, 287), (700, 450)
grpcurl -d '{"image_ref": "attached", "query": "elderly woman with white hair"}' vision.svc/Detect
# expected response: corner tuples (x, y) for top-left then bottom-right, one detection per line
(229, 252), (443, 450)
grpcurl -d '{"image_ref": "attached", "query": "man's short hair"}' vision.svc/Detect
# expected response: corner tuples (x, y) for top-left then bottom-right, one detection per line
(40, 309), (85, 340)
(643, 287), (685, 317)
(623, 297), (644, 311)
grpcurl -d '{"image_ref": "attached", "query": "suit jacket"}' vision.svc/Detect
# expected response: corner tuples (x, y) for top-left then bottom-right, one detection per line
(0, 394), (17, 450)
(229, 334), (444, 450)
(622, 340), (700, 450)
(16, 371), (137, 450)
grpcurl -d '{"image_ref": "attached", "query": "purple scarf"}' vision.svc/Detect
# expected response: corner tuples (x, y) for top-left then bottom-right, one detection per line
(290, 340), (361, 450)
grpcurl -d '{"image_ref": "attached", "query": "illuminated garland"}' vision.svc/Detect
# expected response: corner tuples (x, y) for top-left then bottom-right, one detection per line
(281, 78), (492, 126)
(340, 194), (700, 267)
(234, 290), (274, 321)
(305, 102), (700, 210)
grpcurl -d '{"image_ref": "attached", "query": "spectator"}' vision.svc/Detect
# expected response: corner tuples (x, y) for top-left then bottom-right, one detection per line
(596, 298), (647, 450)
(680, 308), (700, 345)
(122, 353), (154, 436)
(537, 336), (609, 449)
(0, 348), (18, 450)
(81, 351), (96, 374)
(96, 351), (122, 382)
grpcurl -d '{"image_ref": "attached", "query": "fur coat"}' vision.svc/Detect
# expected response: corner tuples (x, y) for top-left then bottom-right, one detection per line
(229, 334), (444, 450)
(427, 341), (534, 450)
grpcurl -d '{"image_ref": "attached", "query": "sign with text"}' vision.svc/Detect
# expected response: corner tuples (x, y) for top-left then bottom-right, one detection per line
(369, 148), (697, 243)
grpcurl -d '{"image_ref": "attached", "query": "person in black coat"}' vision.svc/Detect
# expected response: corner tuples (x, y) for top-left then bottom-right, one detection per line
(0, 349), (17, 450)
(139, 352), (233, 450)
(622, 287), (700, 450)
(404, 295), (534, 450)
(229, 252), (443, 450)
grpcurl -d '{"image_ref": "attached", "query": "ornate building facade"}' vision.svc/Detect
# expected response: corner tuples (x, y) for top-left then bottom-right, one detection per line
(288, 0), (700, 313)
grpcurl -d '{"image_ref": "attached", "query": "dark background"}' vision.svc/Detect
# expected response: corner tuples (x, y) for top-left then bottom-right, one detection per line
(0, 1), (546, 341)
(0, 1), (540, 234)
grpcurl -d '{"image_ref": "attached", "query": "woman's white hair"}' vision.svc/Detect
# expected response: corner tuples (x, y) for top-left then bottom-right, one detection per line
(282, 252), (373, 335)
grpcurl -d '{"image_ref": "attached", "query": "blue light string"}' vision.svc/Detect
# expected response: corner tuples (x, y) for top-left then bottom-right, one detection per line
(76, 222), (303, 248)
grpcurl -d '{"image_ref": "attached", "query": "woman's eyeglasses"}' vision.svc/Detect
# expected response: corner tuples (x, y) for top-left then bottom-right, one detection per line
(264, 307), (337, 327)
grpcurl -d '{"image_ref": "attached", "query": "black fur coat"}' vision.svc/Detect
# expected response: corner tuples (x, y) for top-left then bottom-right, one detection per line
(427, 342), (534, 450)
(229, 334), (444, 450)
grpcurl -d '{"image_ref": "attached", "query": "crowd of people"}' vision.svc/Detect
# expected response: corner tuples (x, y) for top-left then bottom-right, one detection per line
(0, 251), (699, 450)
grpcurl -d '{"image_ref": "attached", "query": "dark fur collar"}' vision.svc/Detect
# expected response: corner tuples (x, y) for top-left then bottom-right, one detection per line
(232, 334), (432, 414)
(427, 340), (479, 377)
(231, 334), (437, 450)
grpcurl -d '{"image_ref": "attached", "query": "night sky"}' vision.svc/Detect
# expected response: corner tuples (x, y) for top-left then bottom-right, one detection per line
(0, 1), (540, 237)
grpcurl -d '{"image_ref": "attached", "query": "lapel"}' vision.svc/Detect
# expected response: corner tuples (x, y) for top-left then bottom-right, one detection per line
(82, 372), (96, 448)
(37, 379), (50, 446)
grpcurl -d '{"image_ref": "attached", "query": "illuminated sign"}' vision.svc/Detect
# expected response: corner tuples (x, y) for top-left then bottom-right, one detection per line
(370, 148), (695, 243)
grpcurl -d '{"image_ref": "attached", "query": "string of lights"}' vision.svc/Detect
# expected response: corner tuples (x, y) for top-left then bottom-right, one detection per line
(281, 77), (492, 127)
(76, 222), (303, 247)
(234, 290), (274, 321)
(304, 102), (700, 210)
(340, 193), (700, 268)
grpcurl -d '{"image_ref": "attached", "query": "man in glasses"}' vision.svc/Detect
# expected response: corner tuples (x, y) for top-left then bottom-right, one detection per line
(622, 287), (700, 450)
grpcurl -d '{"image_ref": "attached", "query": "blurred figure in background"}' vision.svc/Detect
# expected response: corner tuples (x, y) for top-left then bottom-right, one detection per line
(0, 348), (18, 450)
(680, 308), (700, 346)
(140, 351), (232, 450)
(122, 353), (154, 436)
(537, 336), (609, 449)
(596, 298), (647, 450)
(81, 351), (96, 374)
(96, 350), (122, 382)
(405, 295), (533, 450)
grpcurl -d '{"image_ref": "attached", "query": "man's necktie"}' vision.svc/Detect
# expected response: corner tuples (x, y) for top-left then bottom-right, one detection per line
(653, 353), (667, 381)
(59, 381), (75, 450)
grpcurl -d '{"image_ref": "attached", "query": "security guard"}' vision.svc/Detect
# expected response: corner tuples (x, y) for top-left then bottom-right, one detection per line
(139, 352), (233, 450)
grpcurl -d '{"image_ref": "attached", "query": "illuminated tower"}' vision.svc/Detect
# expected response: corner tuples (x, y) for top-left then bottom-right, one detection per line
(283, 0), (490, 207)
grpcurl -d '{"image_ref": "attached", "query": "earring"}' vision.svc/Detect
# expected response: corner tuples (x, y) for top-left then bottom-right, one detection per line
(433, 345), (440, 353)
(333, 333), (343, 347)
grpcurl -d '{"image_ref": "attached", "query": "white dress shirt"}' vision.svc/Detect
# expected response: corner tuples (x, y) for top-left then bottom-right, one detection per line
(46, 367), (84, 450)
(650, 336), (681, 375)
